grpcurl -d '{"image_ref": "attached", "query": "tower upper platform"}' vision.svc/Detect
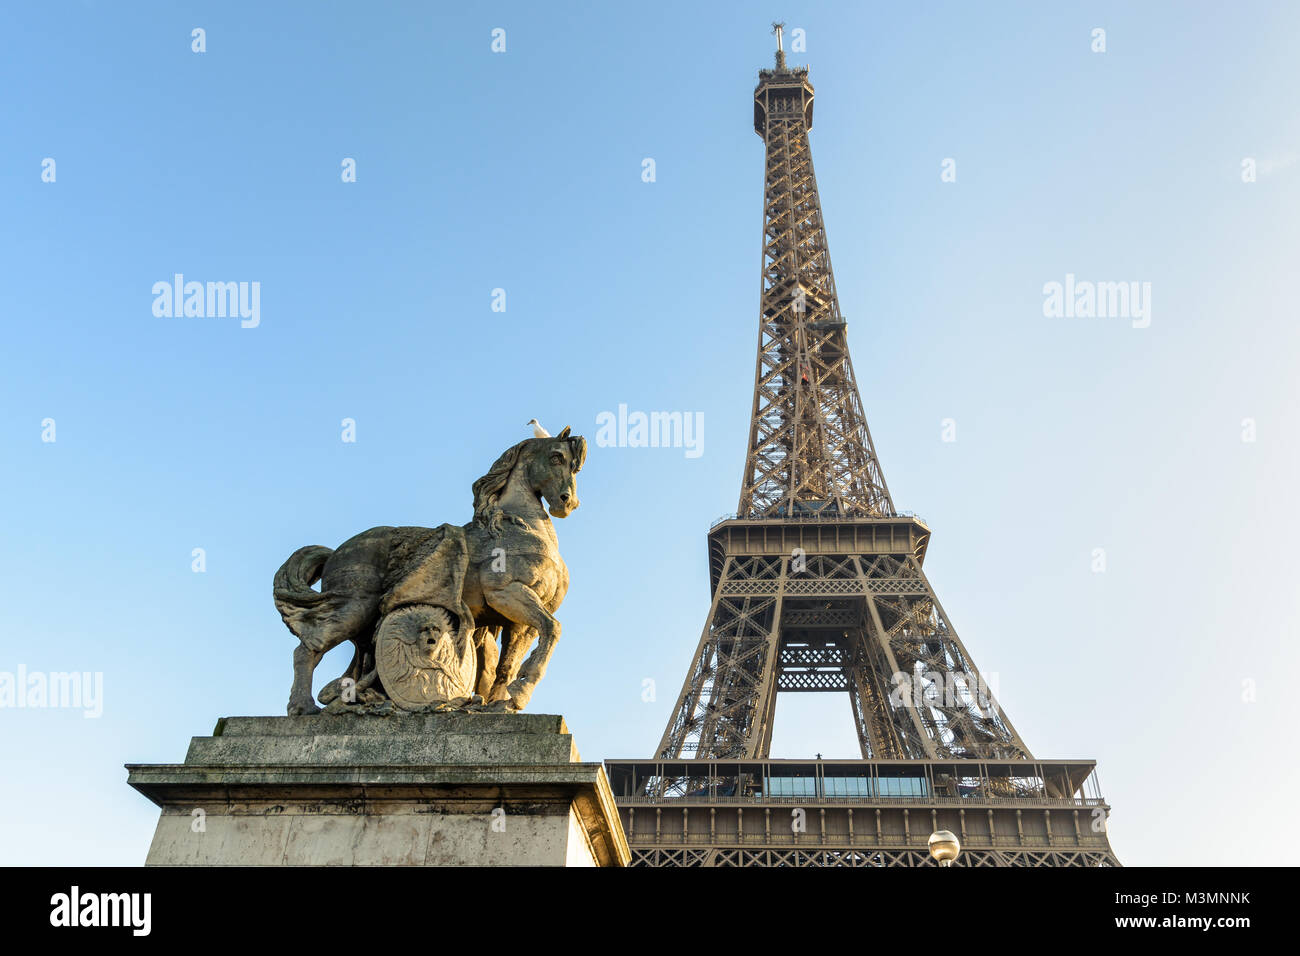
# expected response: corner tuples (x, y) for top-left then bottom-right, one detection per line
(754, 64), (814, 136)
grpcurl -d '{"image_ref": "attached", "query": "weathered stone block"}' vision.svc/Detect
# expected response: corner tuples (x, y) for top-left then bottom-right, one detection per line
(127, 713), (627, 867)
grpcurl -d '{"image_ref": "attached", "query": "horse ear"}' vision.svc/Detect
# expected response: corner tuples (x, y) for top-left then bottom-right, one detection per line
(556, 426), (571, 439)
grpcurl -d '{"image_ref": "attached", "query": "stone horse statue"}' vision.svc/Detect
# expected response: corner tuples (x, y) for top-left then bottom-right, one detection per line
(273, 427), (586, 716)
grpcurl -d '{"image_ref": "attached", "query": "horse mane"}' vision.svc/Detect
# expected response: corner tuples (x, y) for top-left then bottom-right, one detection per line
(471, 433), (588, 537)
(471, 439), (528, 537)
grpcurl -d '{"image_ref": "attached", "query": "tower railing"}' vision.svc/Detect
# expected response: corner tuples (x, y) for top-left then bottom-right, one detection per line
(711, 510), (929, 529)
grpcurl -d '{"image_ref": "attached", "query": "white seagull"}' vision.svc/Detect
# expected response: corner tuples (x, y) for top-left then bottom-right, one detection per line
(526, 418), (550, 438)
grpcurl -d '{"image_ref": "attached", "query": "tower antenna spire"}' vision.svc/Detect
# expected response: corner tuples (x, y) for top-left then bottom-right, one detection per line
(772, 21), (786, 70)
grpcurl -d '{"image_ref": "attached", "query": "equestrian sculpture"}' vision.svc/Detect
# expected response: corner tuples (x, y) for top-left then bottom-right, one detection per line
(273, 427), (586, 716)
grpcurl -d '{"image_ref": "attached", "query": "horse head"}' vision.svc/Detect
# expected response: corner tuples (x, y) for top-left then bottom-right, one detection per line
(471, 426), (588, 532)
(526, 425), (586, 518)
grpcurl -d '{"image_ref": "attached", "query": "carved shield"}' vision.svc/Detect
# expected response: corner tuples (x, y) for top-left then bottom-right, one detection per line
(375, 604), (477, 710)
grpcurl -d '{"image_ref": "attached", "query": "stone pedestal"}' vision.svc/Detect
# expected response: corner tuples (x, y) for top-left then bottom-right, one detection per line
(126, 713), (628, 866)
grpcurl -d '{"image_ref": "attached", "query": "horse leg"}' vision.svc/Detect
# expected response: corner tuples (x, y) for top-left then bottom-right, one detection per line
(287, 590), (381, 715)
(481, 582), (558, 711)
(508, 620), (559, 711)
(489, 625), (535, 702)
(289, 644), (323, 715)
(473, 626), (500, 699)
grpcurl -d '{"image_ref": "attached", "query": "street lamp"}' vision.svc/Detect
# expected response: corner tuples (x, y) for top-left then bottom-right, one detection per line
(928, 829), (960, 867)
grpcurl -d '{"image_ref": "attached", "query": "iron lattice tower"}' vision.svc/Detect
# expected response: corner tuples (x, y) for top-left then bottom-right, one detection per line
(605, 28), (1119, 867)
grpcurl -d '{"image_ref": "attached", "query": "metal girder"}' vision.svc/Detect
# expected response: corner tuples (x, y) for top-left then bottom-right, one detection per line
(606, 756), (1120, 868)
(656, 542), (1030, 761)
(626, 848), (1119, 868)
(738, 64), (892, 520)
(653, 51), (1032, 766)
(632, 39), (1117, 867)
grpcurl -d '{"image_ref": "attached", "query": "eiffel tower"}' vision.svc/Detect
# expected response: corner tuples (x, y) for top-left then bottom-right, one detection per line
(604, 26), (1120, 866)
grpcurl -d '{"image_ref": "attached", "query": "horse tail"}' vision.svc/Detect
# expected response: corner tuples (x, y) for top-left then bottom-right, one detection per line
(273, 545), (334, 637)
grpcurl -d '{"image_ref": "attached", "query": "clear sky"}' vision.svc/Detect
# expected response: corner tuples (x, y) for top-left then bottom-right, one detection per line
(2, 1), (1297, 867)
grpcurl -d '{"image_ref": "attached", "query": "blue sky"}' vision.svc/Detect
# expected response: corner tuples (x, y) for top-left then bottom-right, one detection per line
(2, 1), (1297, 866)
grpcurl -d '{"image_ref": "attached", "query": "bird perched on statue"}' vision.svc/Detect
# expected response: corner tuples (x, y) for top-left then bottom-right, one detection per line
(526, 418), (550, 438)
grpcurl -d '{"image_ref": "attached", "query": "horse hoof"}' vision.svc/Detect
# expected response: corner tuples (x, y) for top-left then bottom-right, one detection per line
(287, 701), (321, 716)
